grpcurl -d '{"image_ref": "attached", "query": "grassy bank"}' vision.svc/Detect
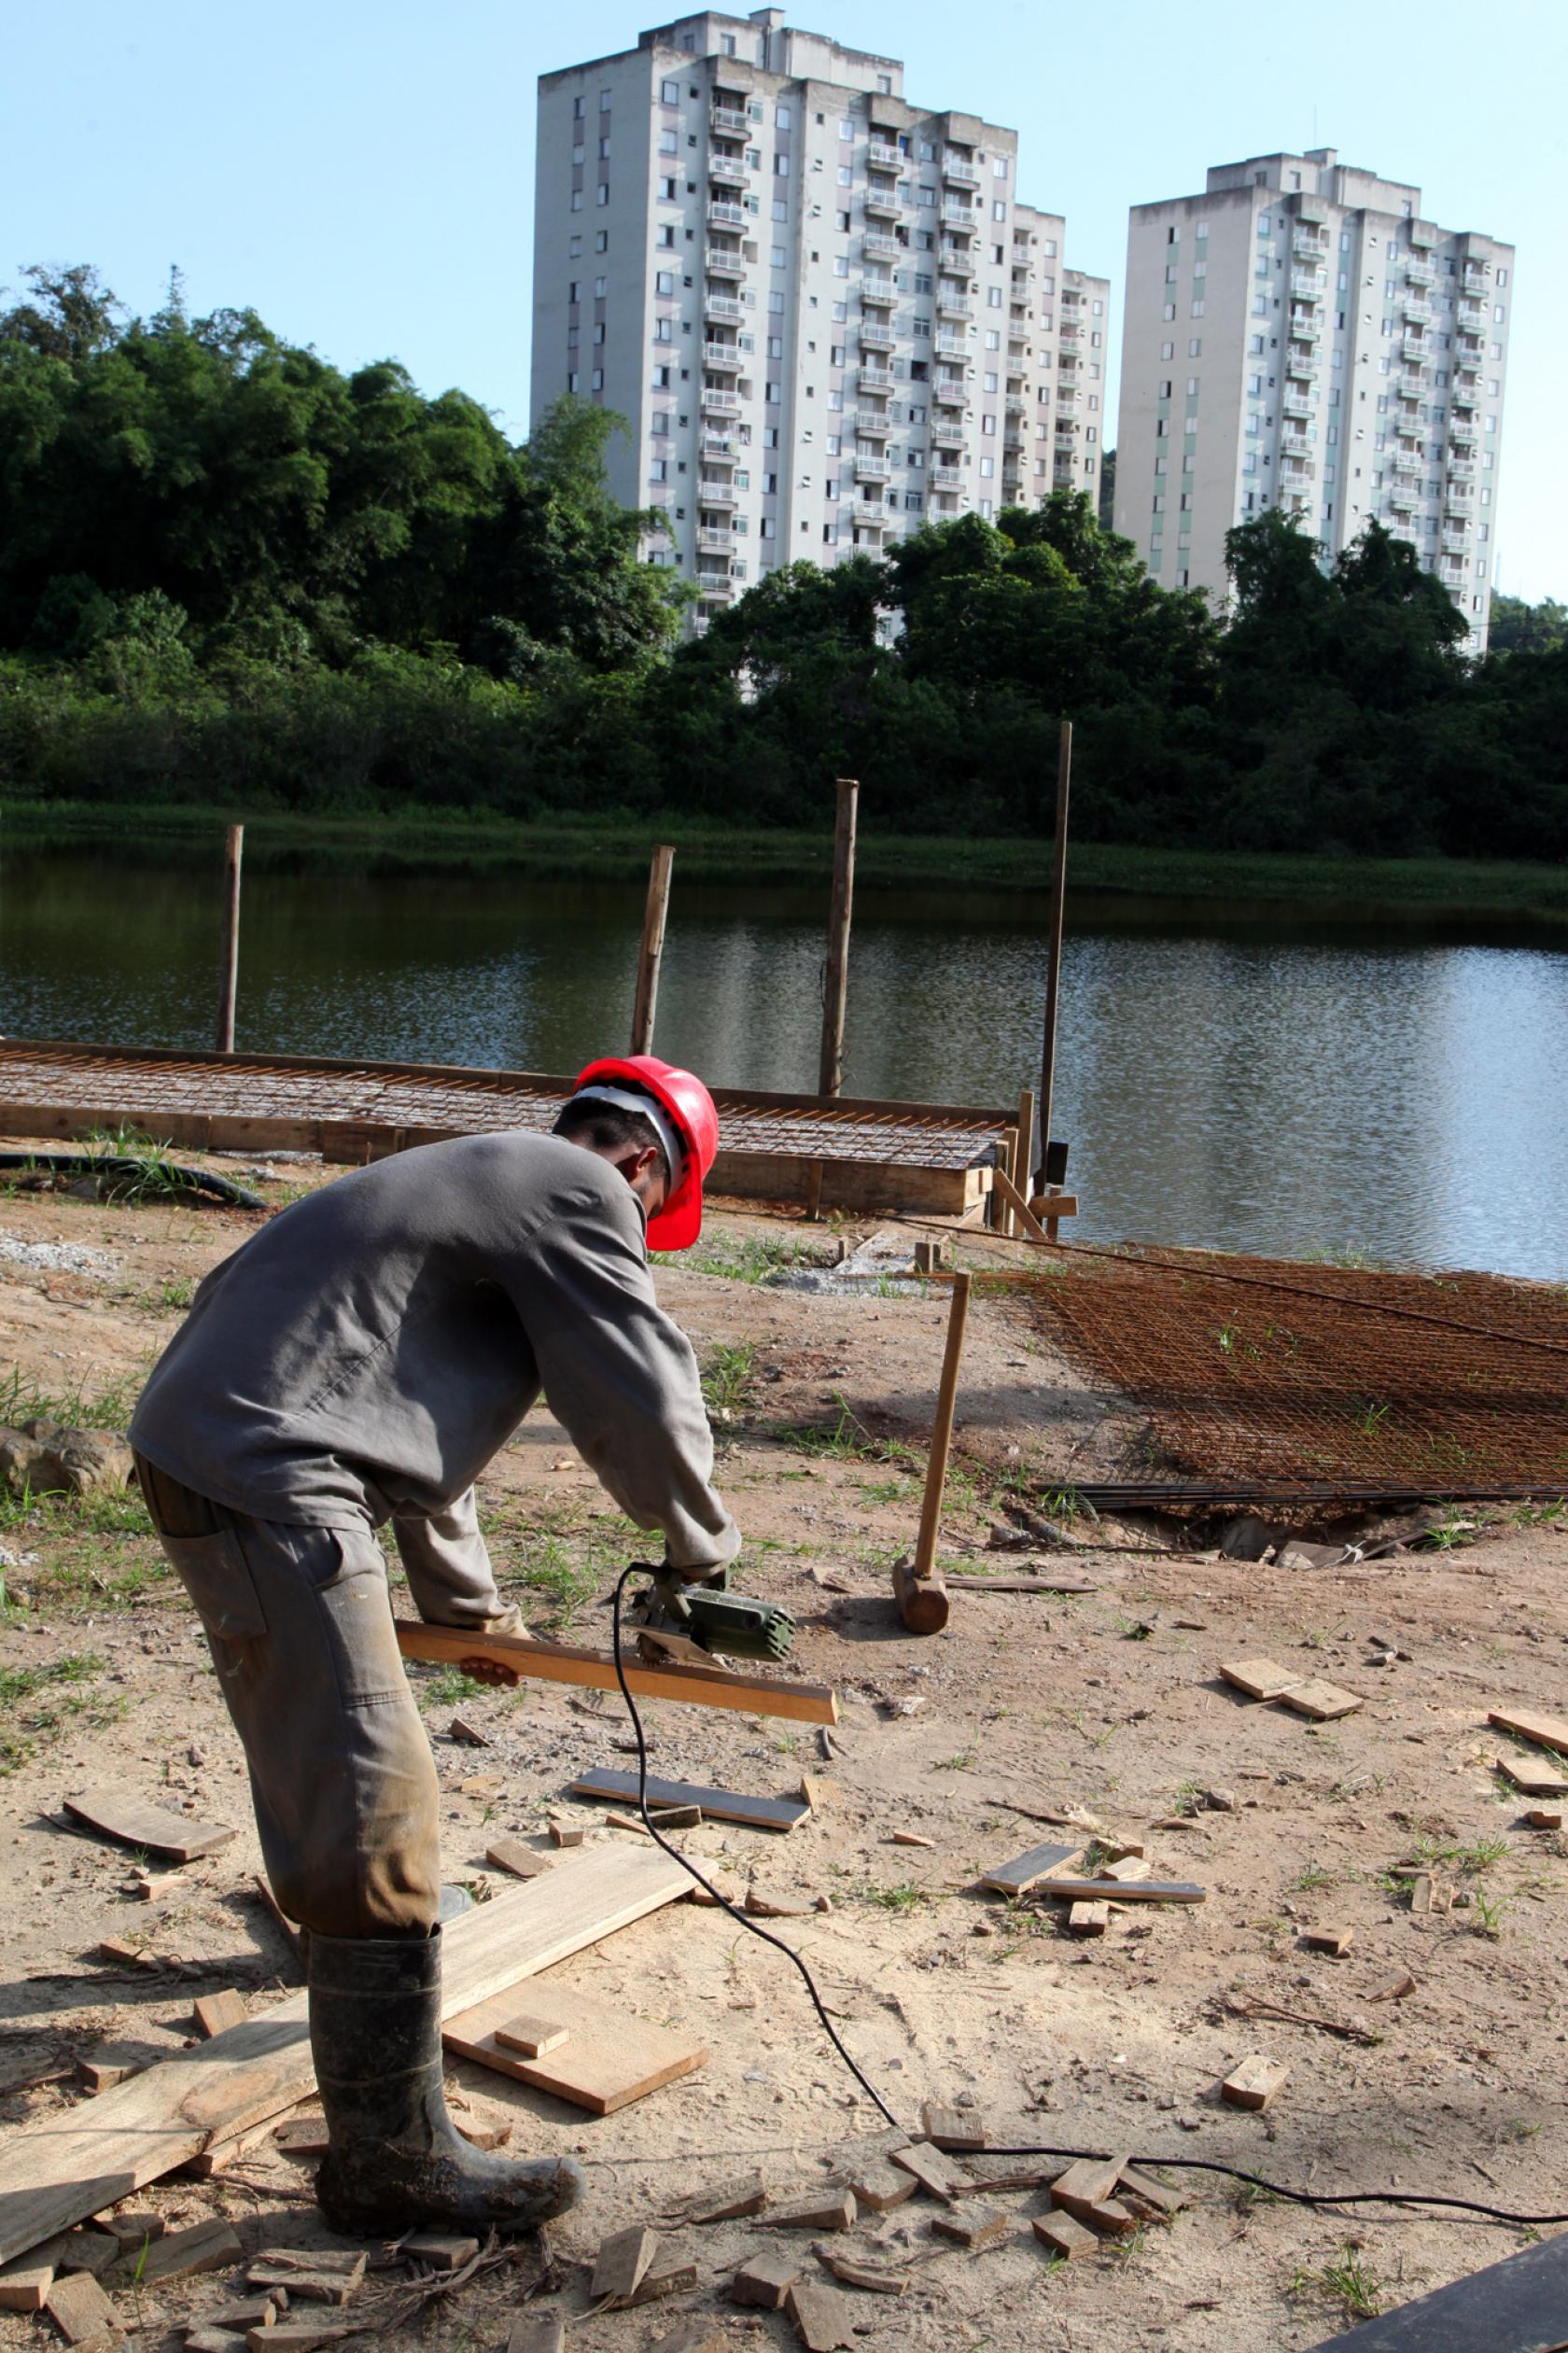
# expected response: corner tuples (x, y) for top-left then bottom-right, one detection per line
(3, 799), (1566, 923)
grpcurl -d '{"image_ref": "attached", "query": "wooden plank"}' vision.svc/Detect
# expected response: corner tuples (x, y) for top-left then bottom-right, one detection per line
(945, 1574), (1099, 1594)
(0, 2256), (56, 2313)
(1116, 2166), (1187, 2220)
(484, 1839), (553, 1882)
(1304, 1926), (1355, 1957)
(785, 2279), (858, 2351)
(395, 1620), (837, 1726)
(505, 2318), (566, 2353)
(1219, 1658), (1300, 1702)
(730, 2253), (800, 2309)
(1068, 1901), (1110, 1937)
(192, 1994), (247, 2041)
(568, 1766), (808, 1833)
(931, 2206), (1009, 2252)
(1276, 1678), (1362, 1722)
(442, 1986), (706, 2117)
(1489, 1704), (1568, 1757)
(45, 2273), (121, 2342)
(845, 2160), (916, 2213)
(888, 2143), (970, 2202)
(990, 1165), (1076, 1242)
(0, 1845), (690, 2266)
(493, 2015), (571, 2060)
(1032, 2211), (1099, 2262)
(919, 2103), (987, 2151)
(769, 2191), (856, 2234)
(62, 1791), (234, 1865)
(980, 1842), (1085, 1897)
(1049, 2156), (1127, 2222)
(1025, 1875), (1205, 1906)
(1221, 2054), (1291, 2112)
(1496, 1756), (1568, 1797)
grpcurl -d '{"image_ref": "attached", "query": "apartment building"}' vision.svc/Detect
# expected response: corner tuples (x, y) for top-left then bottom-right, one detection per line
(532, 10), (1106, 626)
(1112, 149), (1513, 648)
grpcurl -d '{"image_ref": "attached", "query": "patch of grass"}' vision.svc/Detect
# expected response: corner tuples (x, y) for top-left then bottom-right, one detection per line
(160, 1276), (197, 1310)
(854, 1880), (932, 1914)
(1293, 1857), (1335, 1893)
(1471, 1888), (1509, 1938)
(1319, 2246), (1384, 2321)
(0, 1363), (146, 1434)
(1171, 1778), (1205, 1818)
(661, 1233), (812, 1284)
(702, 1340), (758, 1422)
(0, 1649), (106, 1772)
(771, 1398), (885, 1463)
(1452, 1834), (1508, 1875)
(932, 1746), (978, 1773)
(419, 1666), (488, 1709)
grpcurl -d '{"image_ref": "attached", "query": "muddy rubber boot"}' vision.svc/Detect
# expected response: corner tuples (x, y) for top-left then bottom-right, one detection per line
(309, 1928), (584, 2236)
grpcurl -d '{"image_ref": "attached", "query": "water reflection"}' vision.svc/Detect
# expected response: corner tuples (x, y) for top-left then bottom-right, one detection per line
(1, 854), (1563, 1281)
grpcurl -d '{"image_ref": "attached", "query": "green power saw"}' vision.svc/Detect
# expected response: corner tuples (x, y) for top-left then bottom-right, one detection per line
(627, 1562), (796, 1668)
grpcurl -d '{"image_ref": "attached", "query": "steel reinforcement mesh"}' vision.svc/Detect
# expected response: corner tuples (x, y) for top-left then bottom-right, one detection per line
(1026, 1246), (1568, 1492)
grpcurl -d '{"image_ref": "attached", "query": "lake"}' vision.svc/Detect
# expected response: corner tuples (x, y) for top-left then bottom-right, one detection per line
(2, 847), (1565, 1282)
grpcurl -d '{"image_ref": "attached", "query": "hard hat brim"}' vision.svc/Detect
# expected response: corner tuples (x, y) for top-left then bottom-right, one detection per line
(646, 1175), (704, 1252)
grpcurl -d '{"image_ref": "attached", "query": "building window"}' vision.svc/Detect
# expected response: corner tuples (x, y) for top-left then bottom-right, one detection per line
(599, 88), (611, 111)
(660, 77), (679, 104)
(596, 184), (609, 205)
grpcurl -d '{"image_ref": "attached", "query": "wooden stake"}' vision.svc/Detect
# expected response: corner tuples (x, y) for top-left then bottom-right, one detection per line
(630, 845), (675, 1056)
(216, 824), (245, 1055)
(988, 1127), (1016, 1235)
(818, 778), (858, 1099)
(1011, 1089), (1035, 1239)
(1035, 721), (1071, 1190)
(895, 1273), (971, 1633)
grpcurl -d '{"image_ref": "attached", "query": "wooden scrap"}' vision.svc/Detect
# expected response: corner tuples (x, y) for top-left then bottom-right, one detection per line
(980, 1841), (1085, 1897)
(920, 2102), (986, 2151)
(248, 2252), (363, 2282)
(1526, 1808), (1563, 1829)
(846, 2159), (916, 2213)
(1496, 1755), (1568, 1798)
(1068, 1900), (1110, 1937)
(1365, 1968), (1416, 2002)
(246, 2273), (355, 2308)
(1276, 1678), (1362, 1723)
(396, 1617), (838, 1727)
(548, 1821), (585, 1848)
(785, 2277), (858, 2351)
(889, 2142), (970, 2202)
(571, 1766), (808, 1834)
(0, 2256), (56, 2313)
(950, 2166), (1053, 2197)
(273, 2118), (329, 2157)
(213, 2299), (278, 2332)
(63, 1789), (234, 1864)
(1032, 2211), (1099, 2262)
(505, 2318), (565, 2353)
(1219, 1658), (1300, 1702)
(186, 2329), (245, 2353)
(1117, 2165), (1187, 2220)
(771, 2190), (856, 2233)
(1411, 1872), (1436, 1914)
(252, 1876), (303, 1959)
(455, 2115), (511, 2151)
(96, 1939), (160, 1971)
(399, 2233), (477, 2271)
(813, 2251), (907, 2294)
(1049, 2155), (1128, 2222)
(192, 1991), (248, 2040)
(484, 1838), (552, 1882)
(1023, 1877), (1205, 1906)
(890, 1831), (935, 1849)
(797, 1774), (827, 1817)
(730, 2251), (800, 2308)
(931, 2206), (1009, 2251)
(683, 2180), (769, 2225)
(55, 2234), (118, 2279)
(1082, 2198), (1139, 2236)
(1221, 2055), (1291, 2112)
(133, 1871), (184, 1902)
(591, 2223), (663, 2307)
(603, 1812), (653, 1836)
(448, 1715), (491, 1746)
(1104, 1840), (1147, 1862)
(98, 2216), (164, 2253)
(1100, 1856), (1151, 1884)
(77, 2061), (134, 2094)
(493, 2013), (571, 2060)
(1303, 1926), (1355, 1956)
(246, 2329), (354, 2353)
(445, 1983), (705, 2116)
(647, 2322), (727, 2353)
(745, 1887), (816, 1919)
(1489, 1704), (1568, 1757)
(628, 2258), (698, 2305)
(45, 2273), (122, 2342)
(650, 1804), (702, 1829)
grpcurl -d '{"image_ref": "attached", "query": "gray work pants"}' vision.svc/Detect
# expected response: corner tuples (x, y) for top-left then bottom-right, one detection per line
(135, 1455), (477, 1938)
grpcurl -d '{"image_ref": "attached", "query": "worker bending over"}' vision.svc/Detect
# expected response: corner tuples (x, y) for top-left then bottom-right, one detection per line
(130, 1057), (735, 2238)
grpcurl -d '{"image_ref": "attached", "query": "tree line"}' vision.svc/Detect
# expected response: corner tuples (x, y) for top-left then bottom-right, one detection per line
(1, 266), (1563, 862)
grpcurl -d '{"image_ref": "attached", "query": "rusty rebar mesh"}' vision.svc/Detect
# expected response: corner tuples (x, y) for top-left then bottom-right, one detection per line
(1027, 1245), (1568, 1492)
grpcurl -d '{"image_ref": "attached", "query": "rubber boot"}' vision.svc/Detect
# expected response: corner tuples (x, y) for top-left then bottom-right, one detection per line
(309, 1928), (585, 2236)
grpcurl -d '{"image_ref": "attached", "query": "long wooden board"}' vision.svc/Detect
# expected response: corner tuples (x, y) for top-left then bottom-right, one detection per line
(568, 1766), (807, 1833)
(1022, 1877), (1206, 1906)
(443, 1986), (707, 2116)
(395, 1621), (838, 1726)
(63, 1791), (235, 1864)
(1488, 1705), (1568, 1758)
(0, 1845), (690, 2266)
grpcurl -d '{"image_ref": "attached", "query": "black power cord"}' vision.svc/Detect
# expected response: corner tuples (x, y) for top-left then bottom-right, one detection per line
(609, 1565), (1568, 2228)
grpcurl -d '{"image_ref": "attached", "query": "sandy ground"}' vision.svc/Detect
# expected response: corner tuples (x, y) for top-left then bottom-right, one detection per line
(2, 1155), (1566, 2353)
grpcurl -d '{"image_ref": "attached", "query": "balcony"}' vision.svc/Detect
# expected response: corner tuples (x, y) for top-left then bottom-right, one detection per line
(931, 410), (965, 441)
(867, 139), (903, 170)
(1393, 448), (1421, 475)
(861, 274), (898, 307)
(859, 318), (896, 352)
(1395, 371), (1427, 401)
(850, 406), (891, 438)
(936, 287), (973, 318)
(1388, 483), (1418, 511)
(708, 153), (749, 188)
(864, 183), (902, 219)
(1291, 272), (1325, 300)
(707, 200), (746, 230)
(1058, 320), (1083, 343)
(1055, 418), (1079, 440)
(934, 330), (968, 359)
(700, 429), (734, 456)
(696, 570), (735, 598)
(1280, 429), (1310, 457)
(1442, 530), (1469, 554)
(1293, 230), (1328, 260)
(853, 450), (889, 480)
(1445, 479), (1474, 506)
(932, 373), (967, 405)
(1463, 265), (1489, 293)
(1401, 297), (1433, 325)
(1400, 336), (1429, 365)
(704, 289), (744, 323)
(710, 103), (749, 134)
(1282, 388), (1312, 419)
(850, 501), (888, 529)
(1004, 393), (1026, 415)
(703, 342), (745, 371)
(1448, 452), (1476, 477)
(1404, 255), (1435, 287)
(698, 478), (738, 507)
(700, 385), (739, 413)
(863, 231), (902, 263)
(1055, 385), (1078, 408)
(1285, 345), (1319, 380)
(1289, 316), (1322, 344)
(705, 245), (746, 277)
(857, 364), (894, 393)
(942, 150), (980, 186)
(697, 525), (733, 553)
(940, 199), (976, 229)
(1457, 298), (1486, 329)
(931, 463), (965, 489)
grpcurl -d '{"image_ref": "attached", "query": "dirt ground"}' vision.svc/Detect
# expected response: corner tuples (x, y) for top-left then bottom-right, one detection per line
(2, 1152), (1567, 2353)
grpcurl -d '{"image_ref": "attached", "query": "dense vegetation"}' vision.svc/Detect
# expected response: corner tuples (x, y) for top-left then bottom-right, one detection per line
(1, 267), (1563, 862)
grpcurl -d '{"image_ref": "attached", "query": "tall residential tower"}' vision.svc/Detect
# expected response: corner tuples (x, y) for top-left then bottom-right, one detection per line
(532, 11), (1108, 627)
(1112, 149), (1513, 647)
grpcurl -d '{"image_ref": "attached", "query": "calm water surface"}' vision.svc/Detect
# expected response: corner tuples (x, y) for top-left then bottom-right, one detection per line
(2, 849), (1565, 1282)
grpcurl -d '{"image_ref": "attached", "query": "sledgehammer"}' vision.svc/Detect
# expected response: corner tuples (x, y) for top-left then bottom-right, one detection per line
(892, 1271), (971, 1635)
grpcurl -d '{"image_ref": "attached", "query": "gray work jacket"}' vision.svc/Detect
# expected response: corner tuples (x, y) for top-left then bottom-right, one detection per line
(130, 1132), (738, 1573)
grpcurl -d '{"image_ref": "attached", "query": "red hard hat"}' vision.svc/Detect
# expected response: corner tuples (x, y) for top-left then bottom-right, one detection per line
(572, 1055), (720, 1251)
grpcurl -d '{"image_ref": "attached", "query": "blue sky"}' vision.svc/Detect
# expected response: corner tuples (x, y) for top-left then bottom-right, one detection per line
(6, 0), (1563, 599)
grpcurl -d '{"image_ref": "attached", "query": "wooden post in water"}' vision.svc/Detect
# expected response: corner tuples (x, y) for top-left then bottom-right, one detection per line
(893, 1270), (971, 1634)
(216, 824), (244, 1056)
(631, 844), (676, 1056)
(805, 777), (858, 1219)
(1035, 719), (1072, 1193)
